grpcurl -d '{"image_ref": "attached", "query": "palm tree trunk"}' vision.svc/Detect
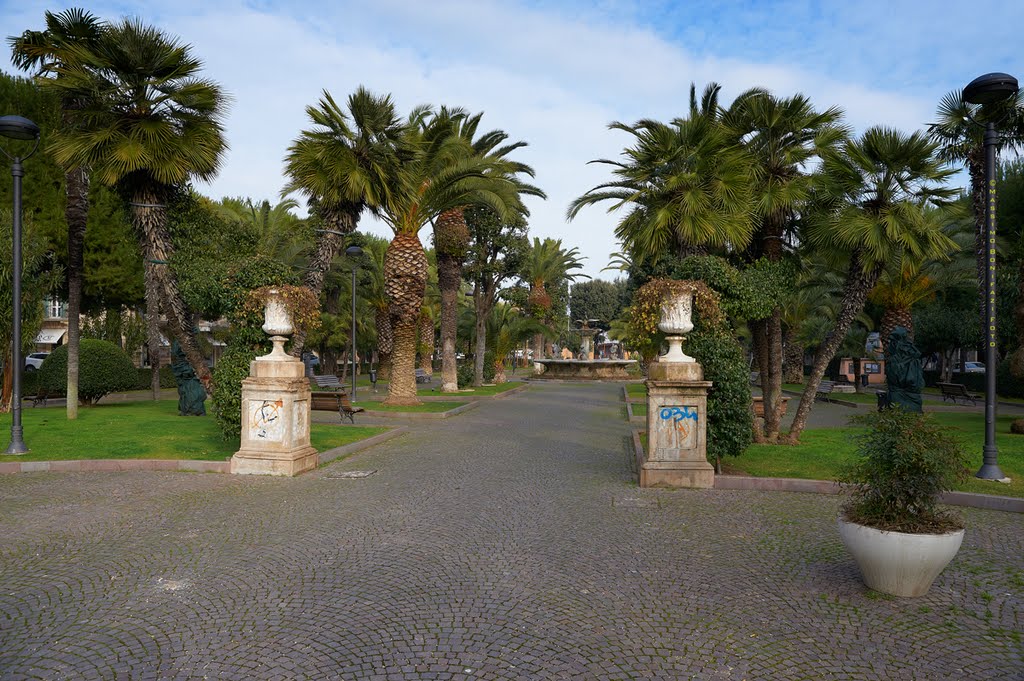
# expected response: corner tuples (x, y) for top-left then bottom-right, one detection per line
(375, 307), (393, 381)
(750, 319), (770, 442)
(880, 307), (914, 347)
(532, 332), (544, 361)
(418, 312), (434, 376)
(494, 358), (507, 384)
(762, 309), (784, 439)
(131, 189), (211, 393)
(142, 261), (163, 400)
(782, 327), (804, 384)
(64, 166), (89, 419)
(384, 317), (419, 405)
(474, 286), (488, 387)
(293, 206), (359, 356)
(437, 253), (462, 392)
(382, 232), (426, 406)
(788, 253), (883, 443)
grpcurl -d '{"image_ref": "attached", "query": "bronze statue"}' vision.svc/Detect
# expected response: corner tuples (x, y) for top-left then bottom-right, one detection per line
(171, 340), (207, 416)
(885, 327), (923, 413)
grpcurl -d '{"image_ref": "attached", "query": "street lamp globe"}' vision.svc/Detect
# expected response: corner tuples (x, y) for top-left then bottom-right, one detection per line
(0, 115), (41, 142)
(963, 73), (1019, 106)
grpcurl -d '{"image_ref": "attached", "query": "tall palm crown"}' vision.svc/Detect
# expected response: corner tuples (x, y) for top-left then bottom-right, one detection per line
(568, 83), (753, 263)
(45, 18), (227, 189)
(42, 18), (228, 391)
(523, 237), (588, 313)
(9, 8), (104, 77)
(808, 127), (957, 268)
(721, 89), (847, 258)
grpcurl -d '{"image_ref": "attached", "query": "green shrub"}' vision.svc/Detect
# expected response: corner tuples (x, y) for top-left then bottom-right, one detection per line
(840, 409), (969, 533)
(687, 326), (753, 465)
(455, 355), (496, 388)
(37, 339), (137, 404)
(211, 343), (263, 439)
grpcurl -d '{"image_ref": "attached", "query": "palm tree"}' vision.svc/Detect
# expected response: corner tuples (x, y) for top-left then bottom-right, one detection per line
(522, 237), (588, 359)
(787, 127), (958, 442)
(487, 303), (548, 383)
(929, 90), (1024, 332)
(377, 108), (532, 405)
(282, 88), (405, 355)
(9, 8), (105, 417)
(359, 236), (393, 380)
(42, 18), (227, 391)
(721, 89), (847, 440)
(215, 196), (304, 261)
(568, 83), (754, 263)
(432, 110), (540, 393)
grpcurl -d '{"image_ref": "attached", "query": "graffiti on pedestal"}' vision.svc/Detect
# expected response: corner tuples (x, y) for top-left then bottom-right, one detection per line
(658, 405), (698, 449)
(251, 399), (285, 441)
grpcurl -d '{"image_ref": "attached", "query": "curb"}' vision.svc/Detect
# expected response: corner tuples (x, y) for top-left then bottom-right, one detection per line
(362, 401), (479, 420)
(0, 458), (230, 475)
(413, 382), (529, 402)
(781, 388), (858, 409)
(319, 427), (407, 465)
(630, 428), (1023, 513)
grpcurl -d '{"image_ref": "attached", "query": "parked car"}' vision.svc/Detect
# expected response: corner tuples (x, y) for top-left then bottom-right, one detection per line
(24, 352), (49, 371)
(955, 361), (985, 373)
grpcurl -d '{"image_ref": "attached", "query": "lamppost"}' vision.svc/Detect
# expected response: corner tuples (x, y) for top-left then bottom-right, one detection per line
(0, 115), (41, 455)
(963, 72), (1019, 481)
(346, 245), (363, 398)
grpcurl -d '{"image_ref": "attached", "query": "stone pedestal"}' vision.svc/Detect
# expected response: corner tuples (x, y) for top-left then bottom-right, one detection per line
(642, 360), (714, 488)
(231, 348), (317, 476)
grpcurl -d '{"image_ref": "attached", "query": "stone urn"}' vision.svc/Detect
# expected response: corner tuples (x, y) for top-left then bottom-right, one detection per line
(260, 288), (293, 360)
(658, 285), (695, 363)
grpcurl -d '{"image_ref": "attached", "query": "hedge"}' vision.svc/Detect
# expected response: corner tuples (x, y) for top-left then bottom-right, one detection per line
(924, 360), (1024, 399)
(37, 339), (137, 405)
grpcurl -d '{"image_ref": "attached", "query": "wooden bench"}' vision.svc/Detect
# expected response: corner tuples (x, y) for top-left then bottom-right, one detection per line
(415, 368), (431, 384)
(815, 380), (837, 403)
(26, 386), (58, 408)
(310, 390), (365, 423)
(937, 382), (979, 406)
(312, 375), (344, 391)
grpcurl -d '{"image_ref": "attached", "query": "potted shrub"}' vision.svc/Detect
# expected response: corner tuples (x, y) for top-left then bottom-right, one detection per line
(837, 408), (970, 597)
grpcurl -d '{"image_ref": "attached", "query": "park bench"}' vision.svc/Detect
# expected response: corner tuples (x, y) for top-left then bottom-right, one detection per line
(26, 386), (54, 408)
(312, 375), (344, 391)
(937, 382), (979, 406)
(815, 380), (837, 403)
(415, 368), (430, 384)
(310, 390), (365, 424)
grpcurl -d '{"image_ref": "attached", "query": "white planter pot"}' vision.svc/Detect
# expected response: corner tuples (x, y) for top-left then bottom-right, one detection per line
(658, 287), (695, 363)
(838, 518), (964, 597)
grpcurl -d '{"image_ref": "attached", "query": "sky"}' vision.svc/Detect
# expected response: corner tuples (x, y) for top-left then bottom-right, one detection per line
(2, 0), (1023, 280)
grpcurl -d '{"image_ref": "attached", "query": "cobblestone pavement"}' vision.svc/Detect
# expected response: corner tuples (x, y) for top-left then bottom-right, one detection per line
(1, 382), (1022, 680)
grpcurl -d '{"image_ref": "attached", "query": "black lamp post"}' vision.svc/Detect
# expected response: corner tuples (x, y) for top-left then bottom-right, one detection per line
(963, 72), (1019, 481)
(0, 115), (41, 455)
(346, 245), (363, 398)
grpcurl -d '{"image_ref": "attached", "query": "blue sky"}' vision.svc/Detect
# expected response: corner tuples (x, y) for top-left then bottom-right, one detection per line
(3, 0), (1022, 279)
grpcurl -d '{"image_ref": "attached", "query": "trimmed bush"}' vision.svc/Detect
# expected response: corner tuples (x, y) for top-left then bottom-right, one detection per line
(37, 339), (137, 405)
(212, 344), (261, 439)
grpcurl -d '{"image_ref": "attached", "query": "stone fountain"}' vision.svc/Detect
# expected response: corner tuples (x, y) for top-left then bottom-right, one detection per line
(532, 319), (637, 380)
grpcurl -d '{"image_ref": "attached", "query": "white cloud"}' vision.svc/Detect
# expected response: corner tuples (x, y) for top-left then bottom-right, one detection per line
(3, 0), (949, 279)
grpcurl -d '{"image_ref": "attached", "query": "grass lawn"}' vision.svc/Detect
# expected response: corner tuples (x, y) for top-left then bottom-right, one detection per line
(357, 401), (467, 413)
(420, 382), (524, 397)
(626, 383), (646, 398)
(732, 412), (1024, 498)
(0, 400), (387, 463)
(782, 382), (942, 403)
(631, 403), (647, 417)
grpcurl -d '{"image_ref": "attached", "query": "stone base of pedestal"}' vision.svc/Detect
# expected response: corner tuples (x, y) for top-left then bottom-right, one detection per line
(230, 445), (318, 476)
(640, 460), (715, 488)
(232, 347), (317, 477)
(642, 360), (713, 489)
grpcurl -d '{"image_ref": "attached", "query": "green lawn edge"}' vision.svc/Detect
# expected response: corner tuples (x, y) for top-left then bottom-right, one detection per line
(0, 400), (388, 462)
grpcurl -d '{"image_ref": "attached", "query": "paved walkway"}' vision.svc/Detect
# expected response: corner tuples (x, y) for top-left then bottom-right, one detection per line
(1, 382), (1021, 680)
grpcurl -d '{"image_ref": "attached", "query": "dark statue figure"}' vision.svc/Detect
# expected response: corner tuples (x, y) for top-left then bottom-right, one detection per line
(171, 340), (207, 416)
(885, 326), (924, 413)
